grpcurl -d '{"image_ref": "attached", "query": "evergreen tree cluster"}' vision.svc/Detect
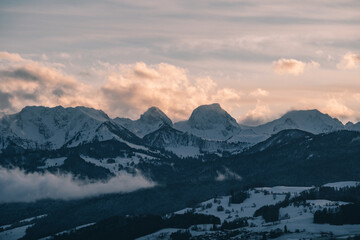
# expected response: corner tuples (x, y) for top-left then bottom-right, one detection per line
(296, 186), (360, 203)
(229, 190), (250, 204)
(314, 203), (360, 225)
(221, 218), (248, 230)
(253, 205), (279, 222)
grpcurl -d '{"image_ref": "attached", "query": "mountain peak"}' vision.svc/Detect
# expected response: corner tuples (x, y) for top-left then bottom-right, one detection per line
(173, 103), (240, 141)
(251, 108), (344, 136)
(139, 107), (172, 125)
(18, 105), (110, 121)
(188, 103), (238, 130)
(282, 109), (343, 125)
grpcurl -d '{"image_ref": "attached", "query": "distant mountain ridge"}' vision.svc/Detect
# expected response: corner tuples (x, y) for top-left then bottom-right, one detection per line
(0, 106), (142, 152)
(114, 107), (172, 137)
(174, 103), (241, 141)
(0, 104), (359, 156)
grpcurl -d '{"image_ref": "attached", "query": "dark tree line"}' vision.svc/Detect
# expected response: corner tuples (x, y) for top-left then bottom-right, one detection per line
(314, 203), (360, 225)
(295, 186), (360, 203)
(254, 205), (279, 222)
(221, 218), (248, 230)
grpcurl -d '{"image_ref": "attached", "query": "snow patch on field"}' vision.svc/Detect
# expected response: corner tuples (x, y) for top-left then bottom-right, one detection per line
(152, 183), (360, 240)
(39, 223), (95, 240)
(19, 214), (48, 224)
(254, 186), (314, 195)
(323, 181), (360, 189)
(0, 224), (33, 240)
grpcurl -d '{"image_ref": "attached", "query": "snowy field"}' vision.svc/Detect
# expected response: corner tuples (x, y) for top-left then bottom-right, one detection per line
(140, 184), (360, 240)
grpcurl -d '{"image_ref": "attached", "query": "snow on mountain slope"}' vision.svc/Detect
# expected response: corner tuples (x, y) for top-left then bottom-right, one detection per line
(80, 153), (157, 174)
(252, 109), (344, 135)
(229, 109), (345, 144)
(114, 107), (172, 137)
(143, 124), (248, 157)
(174, 103), (241, 141)
(0, 106), (142, 151)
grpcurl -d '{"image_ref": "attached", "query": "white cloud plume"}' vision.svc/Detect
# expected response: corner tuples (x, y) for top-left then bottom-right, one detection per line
(322, 98), (354, 120)
(273, 58), (319, 76)
(337, 53), (360, 70)
(215, 167), (242, 182)
(250, 88), (269, 97)
(240, 100), (271, 126)
(0, 51), (24, 62)
(0, 168), (155, 203)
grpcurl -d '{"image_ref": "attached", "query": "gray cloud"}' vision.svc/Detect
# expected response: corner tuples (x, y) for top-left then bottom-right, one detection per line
(0, 168), (156, 203)
(0, 68), (39, 81)
(52, 88), (65, 97)
(0, 90), (12, 109)
(241, 115), (266, 126)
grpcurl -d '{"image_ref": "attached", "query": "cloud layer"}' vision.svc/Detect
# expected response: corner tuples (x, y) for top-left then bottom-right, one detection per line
(101, 62), (242, 120)
(0, 168), (155, 203)
(337, 53), (360, 70)
(0, 53), (243, 121)
(0, 52), (95, 113)
(1, 51), (360, 123)
(273, 58), (319, 76)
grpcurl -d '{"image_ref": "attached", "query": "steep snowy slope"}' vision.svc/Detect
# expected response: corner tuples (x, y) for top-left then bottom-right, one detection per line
(114, 107), (172, 137)
(252, 109), (344, 135)
(174, 103), (241, 141)
(143, 124), (248, 157)
(0, 106), (142, 151)
(229, 109), (345, 143)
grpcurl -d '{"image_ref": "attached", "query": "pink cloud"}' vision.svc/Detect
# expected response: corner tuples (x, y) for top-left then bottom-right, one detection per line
(337, 53), (360, 70)
(273, 58), (319, 76)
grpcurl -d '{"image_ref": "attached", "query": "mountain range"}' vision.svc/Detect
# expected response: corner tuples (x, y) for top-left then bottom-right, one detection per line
(0, 103), (360, 156)
(0, 103), (359, 158)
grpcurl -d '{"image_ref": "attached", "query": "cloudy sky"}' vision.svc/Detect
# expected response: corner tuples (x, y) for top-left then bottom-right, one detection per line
(0, 0), (359, 124)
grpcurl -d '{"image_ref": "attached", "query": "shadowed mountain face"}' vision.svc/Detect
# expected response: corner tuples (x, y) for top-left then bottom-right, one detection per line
(114, 107), (172, 138)
(174, 103), (241, 141)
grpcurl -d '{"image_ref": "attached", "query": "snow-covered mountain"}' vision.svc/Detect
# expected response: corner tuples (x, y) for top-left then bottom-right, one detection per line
(174, 103), (241, 141)
(229, 109), (345, 143)
(114, 107), (172, 137)
(253, 109), (344, 135)
(0, 106), (141, 151)
(1, 105), (359, 157)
